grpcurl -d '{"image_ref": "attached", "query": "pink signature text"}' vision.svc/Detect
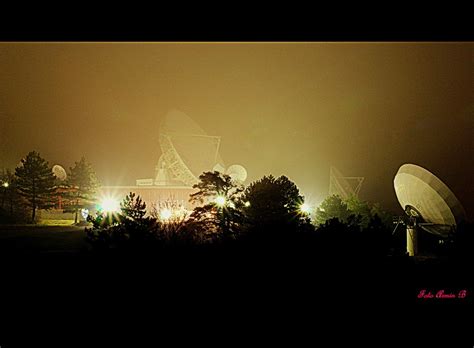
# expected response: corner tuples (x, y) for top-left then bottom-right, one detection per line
(417, 289), (468, 299)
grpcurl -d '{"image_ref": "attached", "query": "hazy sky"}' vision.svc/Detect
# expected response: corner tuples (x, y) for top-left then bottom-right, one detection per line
(0, 43), (472, 217)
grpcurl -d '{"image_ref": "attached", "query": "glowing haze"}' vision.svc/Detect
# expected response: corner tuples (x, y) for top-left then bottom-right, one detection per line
(0, 43), (472, 218)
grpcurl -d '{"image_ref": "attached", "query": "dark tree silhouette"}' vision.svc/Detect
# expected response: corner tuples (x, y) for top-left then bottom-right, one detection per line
(86, 192), (193, 253)
(65, 156), (99, 224)
(0, 169), (28, 223)
(345, 195), (372, 228)
(86, 192), (157, 252)
(316, 195), (393, 232)
(15, 151), (56, 223)
(314, 195), (351, 225)
(240, 175), (312, 237)
(188, 171), (244, 242)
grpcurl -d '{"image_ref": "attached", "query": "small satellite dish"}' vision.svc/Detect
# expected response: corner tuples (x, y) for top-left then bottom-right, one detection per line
(226, 164), (248, 182)
(52, 164), (67, 181)
(393, 163), (466, 255)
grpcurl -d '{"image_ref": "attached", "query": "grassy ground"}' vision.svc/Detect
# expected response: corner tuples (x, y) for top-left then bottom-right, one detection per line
(0, 223), (89, 254)
(39, 219), (76, 226)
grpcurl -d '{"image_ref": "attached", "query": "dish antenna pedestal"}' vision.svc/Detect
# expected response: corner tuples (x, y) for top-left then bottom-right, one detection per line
(406, 227), (417, 257)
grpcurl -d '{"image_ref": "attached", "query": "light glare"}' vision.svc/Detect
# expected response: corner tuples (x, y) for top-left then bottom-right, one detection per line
(160, 208), (173, 221)
(300, 203), (311, 214)
(100, 197), (121, 213)
(214, 195), (226, 207)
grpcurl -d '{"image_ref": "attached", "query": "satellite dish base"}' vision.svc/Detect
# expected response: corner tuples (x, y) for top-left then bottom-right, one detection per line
(406, 227), (418, 257)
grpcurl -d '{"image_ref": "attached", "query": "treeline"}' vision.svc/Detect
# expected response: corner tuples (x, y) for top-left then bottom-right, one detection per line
(86, 171), (398, 260)
(0, 151), (98, 224)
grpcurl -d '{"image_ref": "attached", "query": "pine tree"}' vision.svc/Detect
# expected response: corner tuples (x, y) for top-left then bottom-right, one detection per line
(189, 171), (244, 241)
(65, 156), (99, 224)
(15, 151), (56, 223)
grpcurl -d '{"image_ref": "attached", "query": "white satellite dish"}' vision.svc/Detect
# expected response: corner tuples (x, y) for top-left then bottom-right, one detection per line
(52, 164), (67, 181)
(393, 163), (466, 256)
(226, 164), (248, 182)
(135, 109), (246, 188)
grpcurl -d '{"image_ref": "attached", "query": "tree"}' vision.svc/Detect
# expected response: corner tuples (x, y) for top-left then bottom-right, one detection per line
(314, 195), (394, 229)
(314, 195), (394, 258)
(65, 157), (99, 224)
(314, 195), (351, 226)
(86, 192), (190, 253)
(241, 175), (311, 235)
(0, 168), (29, 224)
(345, 195), (372, 229)
(86, 192), (150, 251)
(15, 151), (56, 223)
(369, 202), (394, 231)
(188, 171), (244, 241)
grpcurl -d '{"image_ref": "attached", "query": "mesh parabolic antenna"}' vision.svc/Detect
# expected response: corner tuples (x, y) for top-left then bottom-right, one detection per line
(226, 164), (248, 182)
(52, 164), (67, 181)
(157, 109), (225, 187)
(394, 163), (466, 237)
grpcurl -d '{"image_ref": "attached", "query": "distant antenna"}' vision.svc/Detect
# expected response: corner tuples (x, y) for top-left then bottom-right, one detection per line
(52, 164), (67, 181)
(328, 166), (364, 199)
(144, 109), (225, 187)
(158, 133), (201, 186)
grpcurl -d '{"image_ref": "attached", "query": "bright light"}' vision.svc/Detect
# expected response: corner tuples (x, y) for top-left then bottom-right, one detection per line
(214, 195), (226, 207)
(244, 201), (251, 207)
(81, 208), (89, 220)
(2, 182), (9, 188)
(100, 197), (121, 213)
(160, 208), (173, 221)
(300, 203), (312, 214)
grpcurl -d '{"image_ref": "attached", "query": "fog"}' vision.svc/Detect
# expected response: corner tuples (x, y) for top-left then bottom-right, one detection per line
(0, 42), (472, 217)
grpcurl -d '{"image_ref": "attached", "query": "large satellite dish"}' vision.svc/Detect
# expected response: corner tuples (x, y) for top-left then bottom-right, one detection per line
(52, 164), (67, 181)
(393, 163), (466, 255)
(155, 109), (226, 187)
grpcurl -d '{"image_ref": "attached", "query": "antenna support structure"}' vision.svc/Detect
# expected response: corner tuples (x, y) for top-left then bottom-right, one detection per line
(328, 166), (364, 200)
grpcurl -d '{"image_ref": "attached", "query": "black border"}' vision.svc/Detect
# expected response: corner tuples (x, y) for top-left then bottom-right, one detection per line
(1, 9), (472, 41)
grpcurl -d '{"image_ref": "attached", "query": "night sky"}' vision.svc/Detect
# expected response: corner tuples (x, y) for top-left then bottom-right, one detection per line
(0, 43), (472, 218)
